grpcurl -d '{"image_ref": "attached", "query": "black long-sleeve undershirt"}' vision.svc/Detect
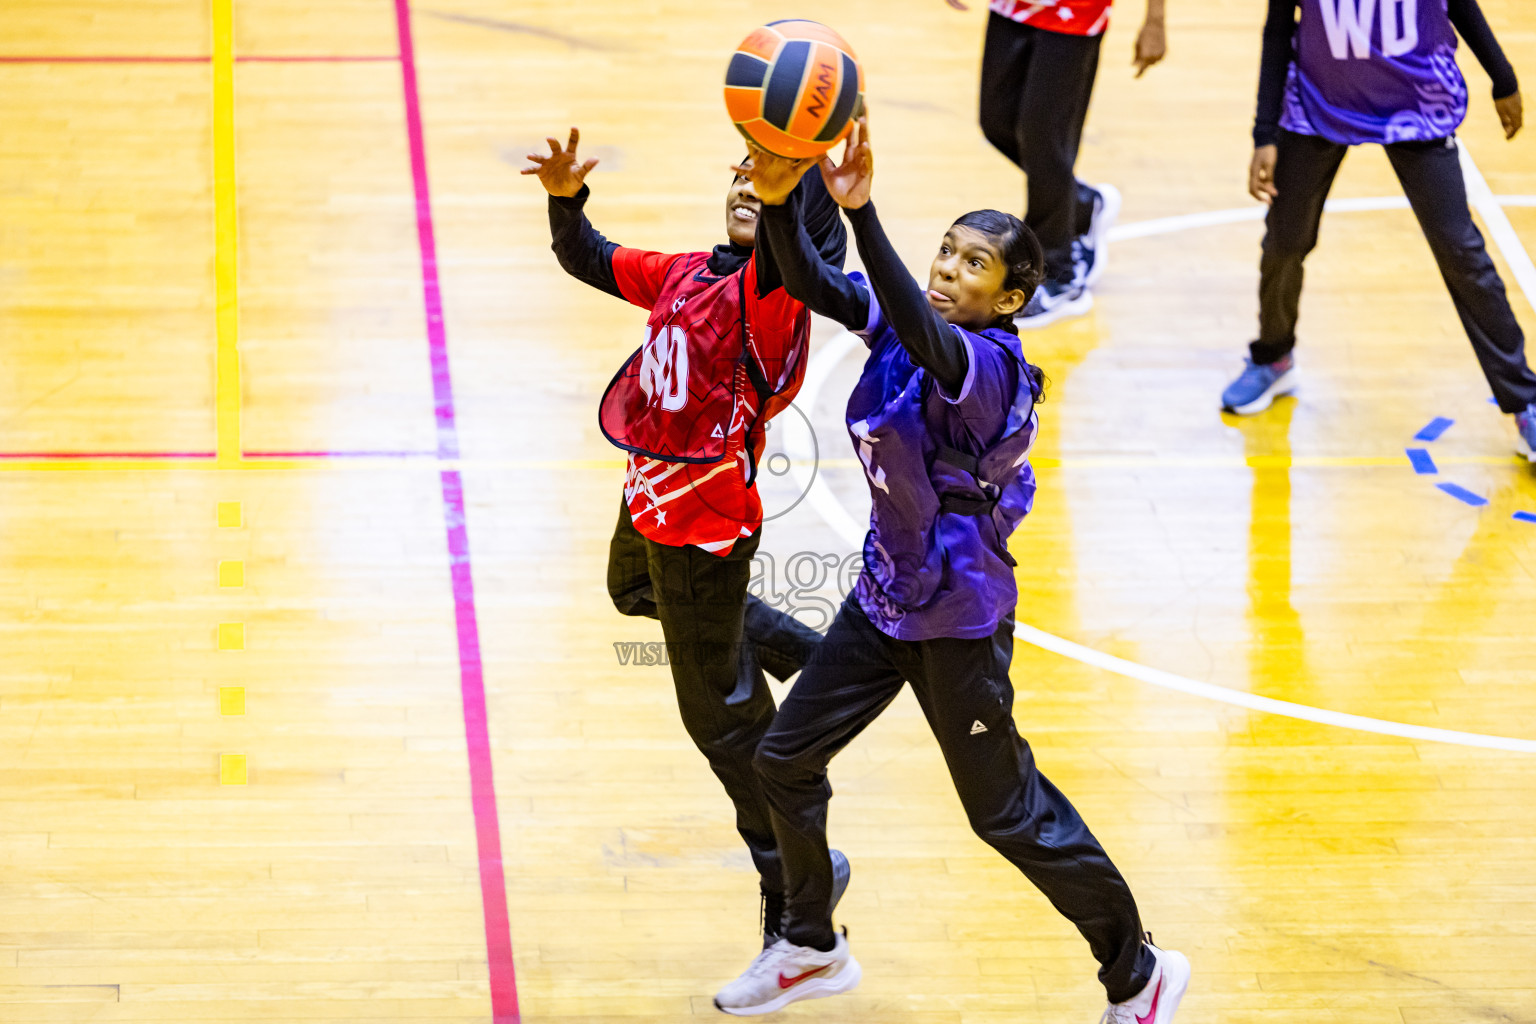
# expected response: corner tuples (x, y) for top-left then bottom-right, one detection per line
(1449, 0), (1519, 100)
(547, 185), (624, 299)
(1253, 0), (1519, 148)
(758, 194), (971, 395)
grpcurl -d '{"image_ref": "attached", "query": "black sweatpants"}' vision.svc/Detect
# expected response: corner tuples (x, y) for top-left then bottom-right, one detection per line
(979, 13), (1103, 283)
(607, 503), (822, 895)
(1255, 130), (1536, 414)
(753, 596), (1156, 1004)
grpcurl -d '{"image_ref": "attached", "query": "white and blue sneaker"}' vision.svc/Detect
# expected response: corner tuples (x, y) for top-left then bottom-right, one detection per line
(1221, 353), (1297, 415)
(1516, 403), (1536, 462)
(1018, 269), (1092, 330)
(1076, 182), (1122, 290)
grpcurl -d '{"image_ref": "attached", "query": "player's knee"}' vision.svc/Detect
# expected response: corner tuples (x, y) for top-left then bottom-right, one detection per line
(752, 738), (801, 785)
(978, 111), (1020, 163)
(1261, 229), (1314, 263)
(979, 117), (1010, 154)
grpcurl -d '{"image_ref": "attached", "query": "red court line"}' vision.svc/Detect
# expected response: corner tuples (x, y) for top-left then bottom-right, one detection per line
(1, 55), (397, 64)
(0, 55), (209, 63)
(0, 451), (216, 460)
(394, 1), (520, 1021)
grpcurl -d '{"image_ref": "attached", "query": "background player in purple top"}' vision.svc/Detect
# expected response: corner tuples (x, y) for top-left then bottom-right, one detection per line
(713, 119), (1191, 1023)
(1223, 0), (1536, 463)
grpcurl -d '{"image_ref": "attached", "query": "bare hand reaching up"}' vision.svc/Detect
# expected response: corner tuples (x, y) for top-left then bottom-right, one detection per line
(521, 127), (599, 197)
(818, 117), (873, 210)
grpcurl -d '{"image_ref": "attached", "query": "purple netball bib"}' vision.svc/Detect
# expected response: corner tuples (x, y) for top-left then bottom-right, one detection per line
(1284, 0), (1467, 144)
(843, 274), (1041, 642)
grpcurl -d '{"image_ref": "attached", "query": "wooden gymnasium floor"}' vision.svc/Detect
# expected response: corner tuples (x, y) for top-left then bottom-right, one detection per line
(2, 0), (1535, 1021)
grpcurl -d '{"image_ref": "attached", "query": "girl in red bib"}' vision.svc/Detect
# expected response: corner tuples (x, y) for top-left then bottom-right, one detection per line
(524, 128), (852, 954)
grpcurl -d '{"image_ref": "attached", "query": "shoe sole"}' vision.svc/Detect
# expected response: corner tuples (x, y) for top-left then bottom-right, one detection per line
(1150, 949), (1191, 1024)
(1082, 183), (1121, 290)
(714, 956), (863, 1016)
(1223, 367), (1297, 415)
(1017, 290), (1093, 331)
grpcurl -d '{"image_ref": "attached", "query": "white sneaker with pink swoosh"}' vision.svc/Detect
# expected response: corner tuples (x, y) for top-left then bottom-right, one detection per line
(1101, 944), (1190, 1024)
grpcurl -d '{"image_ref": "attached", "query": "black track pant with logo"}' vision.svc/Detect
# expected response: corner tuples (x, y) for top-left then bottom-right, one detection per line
(979, 13), (1104, 284)
(753, 596), (1156, 1004)
(1254, 130), (1536, 414)
(607, 502), (822, 895)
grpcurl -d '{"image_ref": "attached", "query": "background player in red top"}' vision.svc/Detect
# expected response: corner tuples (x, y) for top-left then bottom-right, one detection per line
(522, 128), (852, 954)
(952, 0), (1168, 326)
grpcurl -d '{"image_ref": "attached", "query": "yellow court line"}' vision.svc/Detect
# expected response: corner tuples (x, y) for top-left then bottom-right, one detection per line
(212, 0), (240, 467)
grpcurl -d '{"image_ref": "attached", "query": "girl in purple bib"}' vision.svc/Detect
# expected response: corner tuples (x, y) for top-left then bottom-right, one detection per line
(713, 118), (1191, 1024)
(1222, 0), (1536, 464)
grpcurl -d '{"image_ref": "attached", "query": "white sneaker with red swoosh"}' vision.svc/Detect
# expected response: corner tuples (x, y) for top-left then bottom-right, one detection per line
(713, 930), (861, 1016)
(1100, 944), (1190, 1024)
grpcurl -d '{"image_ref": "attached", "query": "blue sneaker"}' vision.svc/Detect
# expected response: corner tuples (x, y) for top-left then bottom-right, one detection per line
(1221, 353), (1297, 415)
(1517, 403), (1536, 462)
(1076, 182), (1121, 290)
(828, 848), (851, 918)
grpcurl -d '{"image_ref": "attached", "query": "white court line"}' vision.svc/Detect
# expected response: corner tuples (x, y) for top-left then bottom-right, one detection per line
(1459, 145), (1536, 314)
(782, 193), (1536, 755)
(1106, 193), (1536, 242)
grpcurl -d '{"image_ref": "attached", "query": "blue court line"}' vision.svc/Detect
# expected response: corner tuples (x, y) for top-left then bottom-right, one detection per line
(1438, 482), (1489, 506)
(1414, 417), (1455, 442)
(1406, 448), (1438, 475)
(1515, 511), (1536, 524)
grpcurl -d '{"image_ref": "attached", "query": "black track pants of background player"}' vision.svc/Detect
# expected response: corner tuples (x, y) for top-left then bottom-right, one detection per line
(754, 596), (1157, 1004)
(979, 13), (1104, 284)
(607, 502), (823, 895)
(1254, 130), (1536, 414)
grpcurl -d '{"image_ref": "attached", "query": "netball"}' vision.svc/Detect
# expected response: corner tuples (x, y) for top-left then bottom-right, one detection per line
(724, 20), (865, 159)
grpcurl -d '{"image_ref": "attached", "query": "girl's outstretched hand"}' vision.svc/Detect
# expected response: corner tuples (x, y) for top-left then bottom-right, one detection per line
(819, 116), (872, 210)
(730, 144), (818, 205)
(521, 127), (599, 197)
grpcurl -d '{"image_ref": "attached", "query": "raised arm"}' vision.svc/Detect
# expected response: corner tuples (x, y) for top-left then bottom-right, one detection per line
(524, 128), (623, 298)
(755, 191), (868, 330)
(844, 202), (969, 395)
(547, 186), (622, 298)
(817, 119), (969, 395)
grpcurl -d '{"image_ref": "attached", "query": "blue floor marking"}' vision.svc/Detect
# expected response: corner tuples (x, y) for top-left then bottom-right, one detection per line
(1515, 511), (1536, 524)
(1406, 448), (1437, 475)
(1414, 417), (1455, 442)
(1438, 482), (1489, 506)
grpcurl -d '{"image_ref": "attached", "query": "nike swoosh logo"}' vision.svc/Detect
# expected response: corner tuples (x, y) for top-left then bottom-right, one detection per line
(1136, 977), (1163, 1024)
(778, 964), (833, 990)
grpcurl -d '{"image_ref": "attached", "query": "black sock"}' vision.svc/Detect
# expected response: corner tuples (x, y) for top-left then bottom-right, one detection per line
(760, 890), (785, 940)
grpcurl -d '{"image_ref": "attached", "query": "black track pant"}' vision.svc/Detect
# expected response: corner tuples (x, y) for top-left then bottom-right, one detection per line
(754, 597), (1156, 1003)
(979, 13), (1103, 283)
(1254, 130), (1536, 414)
(607, 503), (822, 894)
